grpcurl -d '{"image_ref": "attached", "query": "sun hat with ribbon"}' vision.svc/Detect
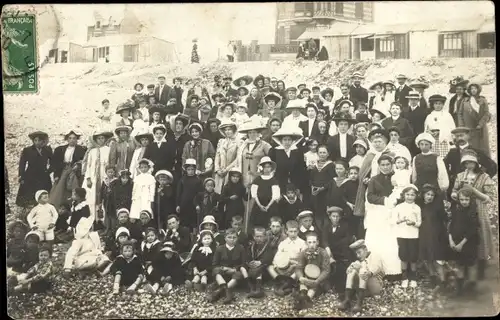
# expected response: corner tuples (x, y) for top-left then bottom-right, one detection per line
(460, 149), (479, 164)
(238, 119), (266, 133)
(160, 241), (178, 253)
(183, 158), (197, 169)
(199, 215), (219, 233)
(28, 131), (49, 141)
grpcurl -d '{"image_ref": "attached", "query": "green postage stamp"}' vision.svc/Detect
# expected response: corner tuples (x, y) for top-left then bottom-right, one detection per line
(1, 11), (38, 94)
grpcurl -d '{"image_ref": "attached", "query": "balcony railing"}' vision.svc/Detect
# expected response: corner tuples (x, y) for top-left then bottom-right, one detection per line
(270, 44), (300, 54)
(278, 11), (313, 21)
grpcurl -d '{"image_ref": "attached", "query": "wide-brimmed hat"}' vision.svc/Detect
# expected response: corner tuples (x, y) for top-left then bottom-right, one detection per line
(135, 132), (154, 143)
(296, 210), (313, 220)
(460, 149), (479, 164)
(64, 130), (82, 140)
(449, 76), (470, 93)
(253, 74), (265, 86)
(149, 105), (166, 117)
(134, 82), (144, 90)
(138, 158), (154, 168)
(25, 230), (43, 241)
(238, 120), (266, 133)
(199, 215), (218, 232)
(451, 127), (470, 135)
(352, 139), (368, 149)
(383, 80), (395, 87)
(183, 158), (197, 169)
(258, 156), (277, 172)
(285, 99), (306, 110)
(369, 108), (388, 119)
(368, 128), (389, 141)
(188, 121), (204, 133)
(218, 120), (237, 135)
(396, 74), (408, 80)
(406, 92), (421, 100)
(92, 130), (113, 142)
(8, 220), (28, 236)
(272, 126), (303, 146)
(188, 94), (200, 103)
(221, 102), (236, 114)
(174, 114), (190, 127)
(349, 239), (367, 250)
(160, 241), (178, 253)
(228, 167), (242, 175)
(351, 72), (365, 79)
(274, 251), (290, 270)
(28, 131), (49, 141)
(264, 92), (282, 105)
(332, 112), (357, 125)
(119, 169), (131, 177)
(300, 87), (311, 95)
(320, 88), (334, 98)
(409, 79), (429, 89)
(369, 81), (384, 90)
(415, 132), (435, 146)
(155, 169), (173, 181)
(114, 125), (132, 136)
(233, 75), (253, 86)
(428, 94), (447, 104)
(75, 216), (95, 239)
(237, 86), (249, 96)
(206, 118), (222, 128)
(467, 83), (482, 96)
(151, 123), (167, 134)
(116, 101), (134, 114)
(211, 92), (224, 101)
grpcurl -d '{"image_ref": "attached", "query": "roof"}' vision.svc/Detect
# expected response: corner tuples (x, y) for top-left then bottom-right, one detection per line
(297, 29), (326, 40)
(85, 34), (142, 47)
(477, 20), (495, 33)
(438, 17), (486, 32)
(323, 23), (361, 37)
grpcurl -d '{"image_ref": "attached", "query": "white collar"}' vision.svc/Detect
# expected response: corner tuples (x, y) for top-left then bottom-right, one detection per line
(73, 201), (88, 211)
(338, 132), (347, 137)
(459, 143), (469, 149)
(141, 239), (160, 251)
(308, 118), (315, 121)
(226, 244), (235, 250)
(155, 137), (167, 143)
(300, 225), (314, 233)
(391, 116), (400, 121)
(261, 173), (274, 180)
(421, 151), (433, 155)
(275, 144), (298, 151)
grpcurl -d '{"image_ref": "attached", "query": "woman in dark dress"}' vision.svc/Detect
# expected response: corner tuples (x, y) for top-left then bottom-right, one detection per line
(16, 131), (53, 212)
(311, 120), (329, 146)
(448, 77), (469, 126)
(171, 114), (191, 185)
(202, 118), (223, 151)
(49, 130), (87, 210)
(268, 126), (307, 196)
(262, 118), (282, 148)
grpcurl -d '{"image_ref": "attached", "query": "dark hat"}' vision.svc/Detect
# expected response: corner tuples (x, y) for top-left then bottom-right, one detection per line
(312, 86), (320, 91)
(214, 75), (221, 81)
(147, 84), (155, 89)
(134, 83), (144, 90)
(8, 220), (28, 236)
(264, 92), (282, 105)
(206, 118), (221, 127)
(173, 77), (183, 83)
(253, 74), (265, 86)
(28, 131), (49, 141)
(297, 83), (307, 89)
(189, 94), (200, 102)
(285, 87), (297, 93)
(387, 126), (400, 135)
(409, 79), (429, 89)
(467, 83), (482, 95)
(233, 75), (253, 86)
(136, 94), (146, 103)
(321, 88), (334, 98)
(174, 113), (190, 127)
(102, 99), (110, 104)
(449, 76), (469, 93)
(73, 187), (87, 200)
(305, 102), (319, 113)
(223, 76), (233, 81)
(332, 112), (357, 125)
(369, 81), (384, 91)
(326, 206), (343, 216)
(451, 127), (470, 135)
(368, 128), (390, 141)
(212, 92), (224, 101)
(300, 87), (311, 95)
(149, 105), (166, 117)
(134, 132), (154, 143)
(428, 94), (447, 104)
(64, 130), (82, 140)
(115, 101), (134, 114)
(238, 86), (249, 96)
(369, 108), (388, 119)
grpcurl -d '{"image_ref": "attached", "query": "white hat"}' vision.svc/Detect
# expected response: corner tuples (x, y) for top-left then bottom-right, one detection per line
(155, 170), (173, 180)
(218, 120), (238, 136)
(415, 132), (435, 146)
(188, 122), (204, 133)
(115, 226), (130, 240)
(228, 167), (242, 175)
(297, 210), (314, 220)
(75, 216), (95, 239)
(183, 158), (197, 169)
(138, 158), (154, 168)
(140, 208), (153, 220)
(272, 126), (303, 146)
(406, 92), (421, 100)
(160, 241), (177, 253)
(274, 251), (290, 270)
(258, 156), (277, 172)
(352, 139), (368, 149)
(151, 123), (167, 133)
(34, 190), (48, 202)
(116, 208), (130, 217)
(199, 215), (218, 232)
(285, 99), (306, 110)
(402, 184), (419, 193)
(238, 120), (266, 133)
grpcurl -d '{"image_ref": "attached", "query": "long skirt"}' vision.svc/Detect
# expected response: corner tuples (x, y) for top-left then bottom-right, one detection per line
(49, 164), (80, 210)
(16, 171), (51, 208)
(364, 200), (401, 275)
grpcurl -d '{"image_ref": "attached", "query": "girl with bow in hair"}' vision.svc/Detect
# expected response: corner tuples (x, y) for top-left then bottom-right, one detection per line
(186, 229), (216, 292)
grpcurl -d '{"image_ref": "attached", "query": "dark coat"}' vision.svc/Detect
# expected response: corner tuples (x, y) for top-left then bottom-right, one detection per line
(402, 105), (429, 135)
(381, 116), (415, 148)
(334, 95), (354, 110)
(299, 119), (321, 138)
(448, 93), (469, 126)
(143, 138), (177, 174)
(269, 147), (307, 192)
(163, 226), (192, 253)
(16, 145), (53, 207)
(366, 172), (394, 205)
(153, 183), (176, 226)
(394, 84), (413, 112)
(326, 133), (356, 162)
(246, 95), (263, 117)
(322, 220), (354, 261)
(245, 240), (274, 271)
(349, 85), (369, 107)
(50, 144), (87, 180)
(110, 179), (133, 213)
(155, 84), (173, 105)
(171, 86), (184, 112)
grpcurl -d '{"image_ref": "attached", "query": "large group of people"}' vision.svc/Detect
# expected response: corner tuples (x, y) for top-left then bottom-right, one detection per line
(6, 70), (497, 313)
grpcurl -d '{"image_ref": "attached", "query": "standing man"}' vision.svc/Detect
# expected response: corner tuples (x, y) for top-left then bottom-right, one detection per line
(171, 77), (184, 113)
(227, 41), (235, 62)
(402, 92), (429, 156)
(335, 84), (354, 110)
(349, 72), (369, 110)
(394, 74), (413, 113)
(409, 79), (429, 110)
(155, 75), (173, 106)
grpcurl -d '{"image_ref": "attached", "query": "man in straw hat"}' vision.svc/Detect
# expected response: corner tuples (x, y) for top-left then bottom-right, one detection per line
(294, 231), (331, 310)
(394, 74), (412, 111)
(337, 239), (384, 313)
(115, 101), (135, 128)
(283, 99), (307, 127)
(349, 72), (369, 107)
(409, 77), (429, 110)
(109, 126), (136, 173)
(403, 92), (429, 153)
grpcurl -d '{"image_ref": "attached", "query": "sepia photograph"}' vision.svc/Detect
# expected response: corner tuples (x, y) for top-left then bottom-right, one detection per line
(2, 1), (498, 318)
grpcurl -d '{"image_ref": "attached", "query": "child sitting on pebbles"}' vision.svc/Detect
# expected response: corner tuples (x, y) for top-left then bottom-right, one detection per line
(10, 243), (54, 293)
(139, 227), (161, 287)
(144, 241), (184, 295)
(111, 240), (144, 295)
(186, 230), (216, 292)
(244, 226), (274, 298)
(7, 220), (29, 274)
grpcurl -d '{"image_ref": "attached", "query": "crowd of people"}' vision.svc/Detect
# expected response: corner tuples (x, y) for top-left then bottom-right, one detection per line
(6, 71), (498, 312)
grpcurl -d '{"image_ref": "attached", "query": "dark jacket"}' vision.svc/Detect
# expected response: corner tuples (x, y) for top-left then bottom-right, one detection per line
(366, 172), (394, 205)
(50, 144), (87, 180)
(349, 85), (369, 107)
(326, 133), (356, 162)
(213, 243), (246, 269)
(299, 119), (321, 138)
(381, 116), (415, 148)
(322, 220), (354, 261)
(394, 84), (413, 112)
(69, 201), (90, 228)
(163, 226), (192, 254)
(143, 138), (177, 174)
(245, 240), (274, 267)
(402, 105), (429, 136)
(155, 84), (173, 105)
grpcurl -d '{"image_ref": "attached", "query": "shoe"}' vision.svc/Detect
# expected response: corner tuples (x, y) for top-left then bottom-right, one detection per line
(143, 283), (156, 294)
(193, 283), (204, 292)
(352, 288), (366, 313)
(337, 288), (354, 310)
(303, 294), (313, 309)
(161, 283), (173, 296)
(247, 279), (257, 298)
(401, 279), (409, 288)
(222, 287), (234, 304)
(409, 280), (417, 288)
(208, 285), (225, 303)
(253, 279), (265, 298)
(293, 290), (307, 310)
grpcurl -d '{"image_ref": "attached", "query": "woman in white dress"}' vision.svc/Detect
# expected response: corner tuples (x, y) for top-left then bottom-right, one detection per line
(129, 132), (153, 179)
(82, 130), (113, 221)
(384, 80), (396, 106)
(368, 82), (390, 116)
(214, 120), (240, 193)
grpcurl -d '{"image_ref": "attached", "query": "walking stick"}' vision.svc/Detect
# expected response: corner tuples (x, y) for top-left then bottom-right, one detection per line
(244, 172), (251, 234)
(157, 185), (162, 237)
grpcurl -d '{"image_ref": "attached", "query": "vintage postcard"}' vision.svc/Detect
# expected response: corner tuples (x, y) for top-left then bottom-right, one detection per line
(3, 2), (498, 319)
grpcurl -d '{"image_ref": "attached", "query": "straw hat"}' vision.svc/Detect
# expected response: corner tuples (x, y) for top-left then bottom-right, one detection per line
(396, 74), (408, 80)
(296, 210), (314, 220)
(188, 122), (204, 133)
(134, 132), (154, 143)
(415, 132), (435, 146)
(114, 125), (132, 136)
(460, 149), (479, 164)
(272, 125), (303, 143)
(369, 107), (388, 119)
(406, 92), (421, 100)
(91, 130), (113, 143)
(352, 139), (368, 149)
(183, 158), (197, 169)
(351, 72), (365, 79)
(369, 81), (384, 90)
(258, 156), (277, 172)
(228, 167), (242, 175)
(64, 130), (82, 140)
(233, 75), (253, 86)
(238, 120), (266, 133)
(218, 120), (237, 135)
(264, 92), (282, 105)
(199, 215), (218, 232)
(28, 131), (48, 141)
(409, 80), (429, 89)
(274, 251), (290, 270)
(304, 264), (321, 279)
(160, 241), (177, 253)
(155, 169), (173, 181)
(151, 123), (167, 134)
(285, 99), (306, 110)
(349, 239), (367, 250)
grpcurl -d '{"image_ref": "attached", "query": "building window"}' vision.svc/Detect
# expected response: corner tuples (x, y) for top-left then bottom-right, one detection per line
(96, 21), (101, 29)
(361, 38), (374, 51)
(335, 2), (344, 14)
(355, 2), (364, 19)
(478, 33), (495, 49)
(326, 2), (332, 11)
(379, 37), (394, 52)
(443, 33), (462, 50)
(98, 46), (109, 58)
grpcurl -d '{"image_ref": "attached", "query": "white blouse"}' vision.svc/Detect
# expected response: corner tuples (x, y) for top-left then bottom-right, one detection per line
(64, 146), (76, 163)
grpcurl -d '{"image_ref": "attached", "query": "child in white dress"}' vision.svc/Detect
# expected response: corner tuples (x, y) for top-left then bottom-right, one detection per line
(130, 158), (156, 222)
(232, 103), (250, 140)
(304, 139), (319, 169)
(390, 155), (412, 204)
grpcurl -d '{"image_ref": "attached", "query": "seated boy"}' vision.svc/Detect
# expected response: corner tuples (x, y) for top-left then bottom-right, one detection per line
(294, 232), (331, 310)
(163, 214), (192, 255)
(54, 203), (74, 243)
(244, 226), (274, 298)
(268, 220), (307, 296)
(7, 220), (29, 274)
(266, 216), (287, 254)
(10, 243), (54, 293)
(230, 215), (249, 248)
(111, 240), (144, 295)
(297, 210), (321, 245)
(209, 228), (246, 304)
(105, 208), (141, 251)
(337, 239), (384, 313)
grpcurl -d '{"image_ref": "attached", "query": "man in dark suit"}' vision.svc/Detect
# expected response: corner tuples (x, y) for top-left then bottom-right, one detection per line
(155, 74), (173, 105)
(349, 72), (369, 109)
(221, 76), (238, 98)
(327, 112), (357, 162)
(394, 74), (413, 113)
(444, 127), (498, 198)
(170, 77), (184, 113)
(281, 87), (297, 113)
(402, 92), (429, 156)
(381, 102), (415, 148)
(334, 83), (354, 110)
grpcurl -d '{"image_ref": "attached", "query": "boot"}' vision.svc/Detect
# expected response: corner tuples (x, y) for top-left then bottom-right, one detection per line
(208, 285), (225, 303)
(352, 288), (366, 313)
(282, 277), (295, 296)
(253, 279), (265, 298)
(247, 278), (257, 298)
(477, 260), (486, 280)
(303, 292), (313, 309)
(293, 290), (307, 310)
(274, 276), (288, 296)
(337, 288), (354, 310)
(222, 287), (234, 304)
(193, 283), (204, 292)
(455, 278), (464, 296)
